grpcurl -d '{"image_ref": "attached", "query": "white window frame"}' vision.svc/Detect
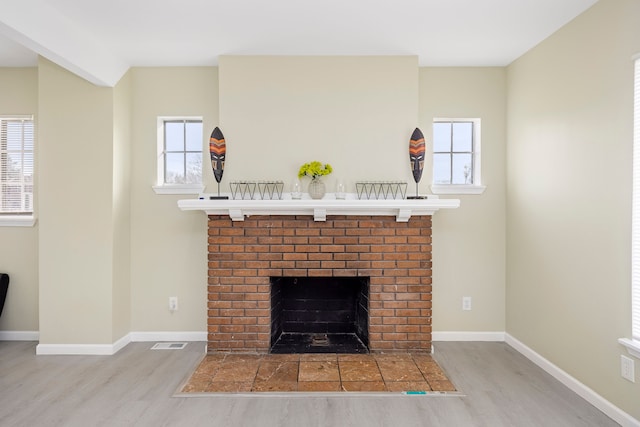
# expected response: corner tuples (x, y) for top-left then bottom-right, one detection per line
(152, 116), (205, 195)
(0, 115), (35, 227)
(430, 117), (486, 195)
(620, 55), (640, 359)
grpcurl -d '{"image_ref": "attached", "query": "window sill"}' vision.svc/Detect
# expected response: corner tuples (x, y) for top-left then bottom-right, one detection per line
(152, 184), (205, 195)
(619, 338), (640, 359)
(431, 184), (487, 195)
(0, 215), (37, 227)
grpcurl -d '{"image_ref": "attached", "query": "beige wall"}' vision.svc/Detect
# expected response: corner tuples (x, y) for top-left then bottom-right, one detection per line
(506, 0), (640, 419)
(112, 70), (132, 341)
(421, 68), (507, 333)
(129, 67), (216, 332)
(0, 68), (39, 332)
(38, 58), (117, 344)
(0, 61), (507, 338)
(125, 59), (504, 336)
(218, 56), (419, 190)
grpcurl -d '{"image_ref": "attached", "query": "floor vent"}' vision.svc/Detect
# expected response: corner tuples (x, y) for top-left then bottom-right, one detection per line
(151, 342), (188, 350)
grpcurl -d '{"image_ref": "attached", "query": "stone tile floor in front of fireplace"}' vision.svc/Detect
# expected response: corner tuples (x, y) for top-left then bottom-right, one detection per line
(180, 353), (456, 393)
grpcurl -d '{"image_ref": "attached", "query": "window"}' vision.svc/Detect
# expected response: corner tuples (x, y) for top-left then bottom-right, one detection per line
(620, 56), (640, 359)
(153, 117), (204, 195)
(431, 118), (485, 195)
(0, 116), (34, 225)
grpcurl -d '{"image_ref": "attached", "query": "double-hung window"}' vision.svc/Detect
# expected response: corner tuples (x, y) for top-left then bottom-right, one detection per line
(620, 55), (640, 359)
(153, 117), (204, 195)
(431, 118), (485, 195)
(0, 115), (34, 226)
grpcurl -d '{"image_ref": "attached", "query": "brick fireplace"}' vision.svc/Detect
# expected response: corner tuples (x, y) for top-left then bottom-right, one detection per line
(206, 214), (433, 354)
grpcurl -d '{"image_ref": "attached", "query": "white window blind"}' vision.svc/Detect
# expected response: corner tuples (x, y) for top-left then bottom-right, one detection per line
(632, 58), (640, 342)
(0, 116), (34, 214)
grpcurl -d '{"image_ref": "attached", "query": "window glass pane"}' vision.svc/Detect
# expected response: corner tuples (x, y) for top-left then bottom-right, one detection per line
(24, 192), (33, 211)
(5, 153), (22, 180)
(632, 58), (640, 340)
(158, 118), (203, 189)
(23, 122), (34, 151)
(433, 122), (451, 152)
(185, 122), (203, 151)
(433, 153), (451, 184)
(5, 122), (23, 150)
(452, 122), (473, 152)
(1, 117), (34, 213)
(23, 152), (34, 178)
(1, 184), (22, 211)
(165, 122), (184, 151)
(165, 152), (185, 184)
(185, 153), (202, 184)
(452, 153), (473, 184)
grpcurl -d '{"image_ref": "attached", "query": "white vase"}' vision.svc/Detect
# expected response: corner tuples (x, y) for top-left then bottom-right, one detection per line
(308, 177), (326, 199)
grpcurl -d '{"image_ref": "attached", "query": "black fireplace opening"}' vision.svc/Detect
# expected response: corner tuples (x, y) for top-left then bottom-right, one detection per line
(270, 276), (369, 354)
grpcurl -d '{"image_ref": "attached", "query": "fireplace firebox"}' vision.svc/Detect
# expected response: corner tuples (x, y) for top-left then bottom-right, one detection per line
(270, 276), (369, 353)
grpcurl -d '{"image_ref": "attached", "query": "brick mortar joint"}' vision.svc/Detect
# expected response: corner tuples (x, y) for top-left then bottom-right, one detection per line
(207, 216), (432, 352)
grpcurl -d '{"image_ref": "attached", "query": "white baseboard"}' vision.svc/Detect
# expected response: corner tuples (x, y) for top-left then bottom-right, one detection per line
(33, 331), (206, 355)
(505, 333), (640, 427)
(432, 331), (506, 342)
(0, 330), (39, 341)
(36, 343), (119, 356)
(112, 333), (131, 353)
(35, 333), (131, 356)
(129, 331), (207, 342)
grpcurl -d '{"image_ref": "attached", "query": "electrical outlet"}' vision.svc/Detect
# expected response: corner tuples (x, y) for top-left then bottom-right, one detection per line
(169, 297), (178, 312)
(621, 355), (635, 382)
(462, 296), (472, 311)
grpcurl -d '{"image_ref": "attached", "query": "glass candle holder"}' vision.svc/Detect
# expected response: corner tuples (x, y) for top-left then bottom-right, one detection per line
(291, 180), (302, 199)
(336, 181), (346, 199)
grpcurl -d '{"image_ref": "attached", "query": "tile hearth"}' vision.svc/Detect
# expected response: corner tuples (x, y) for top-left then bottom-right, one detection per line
(180, 353), (456, 393)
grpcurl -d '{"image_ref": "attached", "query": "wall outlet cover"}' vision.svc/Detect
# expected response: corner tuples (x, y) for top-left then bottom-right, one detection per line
(621, 355), (635, 382)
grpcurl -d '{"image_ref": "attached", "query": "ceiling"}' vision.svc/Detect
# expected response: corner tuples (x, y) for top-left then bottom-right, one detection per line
(0, 0), (598, 86)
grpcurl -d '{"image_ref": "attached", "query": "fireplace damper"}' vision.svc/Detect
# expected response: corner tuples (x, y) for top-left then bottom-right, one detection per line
(270, 276), (369, 353)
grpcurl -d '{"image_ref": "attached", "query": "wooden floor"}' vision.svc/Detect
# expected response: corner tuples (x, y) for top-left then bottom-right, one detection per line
(0, 341), (618, 426)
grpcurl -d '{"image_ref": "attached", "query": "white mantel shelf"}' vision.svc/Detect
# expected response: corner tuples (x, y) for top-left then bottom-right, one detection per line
(178, 195), (460, 222)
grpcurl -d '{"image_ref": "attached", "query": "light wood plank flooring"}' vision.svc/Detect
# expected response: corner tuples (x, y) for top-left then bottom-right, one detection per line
(0, 341), (618, 426)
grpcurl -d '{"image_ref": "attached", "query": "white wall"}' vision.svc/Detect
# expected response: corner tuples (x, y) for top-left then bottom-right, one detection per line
(0, 68), (38, 333)
(506, 0), (640, 419)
